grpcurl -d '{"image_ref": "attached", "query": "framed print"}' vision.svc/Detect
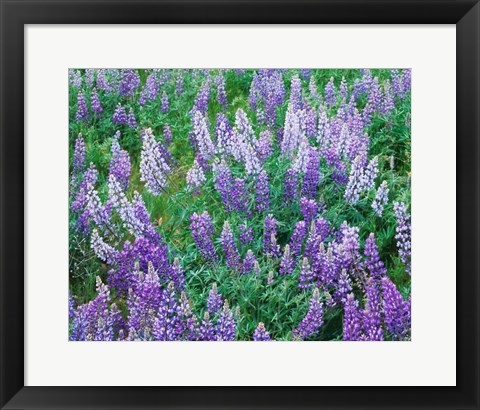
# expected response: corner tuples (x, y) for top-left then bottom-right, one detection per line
(1, 1), (479, 409)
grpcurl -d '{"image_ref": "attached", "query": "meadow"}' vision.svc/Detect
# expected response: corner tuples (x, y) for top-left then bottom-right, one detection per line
(69, 68), (411, 341)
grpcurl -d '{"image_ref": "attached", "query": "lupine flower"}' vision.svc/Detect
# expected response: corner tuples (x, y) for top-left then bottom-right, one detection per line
(191, 110), (215, 160)
(344, 155), (365, 204)
(279, 244), (295, 275)
(163, 124), (172, 145)
(193, 80), (210, 114)
(281, 106), (303, 157)
(216, 301), (236, 341)
(199, 312), (215, 341)
(190, 211), (218, 261)
(221, 221), (241, 270)
(339, 77), (349, 100)
(161, 91), (169, 113)
(253, 322), (271, 341)
(364, 233), (387, 282)
(109, 139), (131, 190)
(139, 70), (160, 105)
(118, 69), (140, 97)
(372, 180), (389, 216)
(216, 74), (228, 108)
(362, 277), (384, 341)
(232, 177), (249, 215)
(284, 168), (299, 204)
(75, 92), (89, 121)
(255, 170), (270, 212)
(393, 201), (411, 274)
(127, 108), (137, 128)
(152, 282), (179, 341)
(324, 77), (336, 107)
(90, 88), (102, 114)
(301, 148), (321, 199)
(298, 257), (314, 289)
(263, 214), (281, 258)
(91, 229), (119, 264)
(361, 156), (379, 191)
(175, 71), (185, 95)
(112, 103), (128, 125)
(207, 283), (223, 314)
(335, 268), (352, 304)
(72, 134), (86, 174)
(213, 160), (235, 211)
(343, 293), (361, 341)
(242, 249), (257, 274)
(381, 276), (411, 340)
(305, 106), (317, 139)
(293, 288), (324, 339)
(256, 130), (273, 164)
(299, 197), (318, 226)
(267, 270), (275, 285)
(239, 223), (253, 246)
(289, 221), (307, 257)
(69, 69), (82, 88)
(140, 128), (171, 196)
(289, 75), (303, 112)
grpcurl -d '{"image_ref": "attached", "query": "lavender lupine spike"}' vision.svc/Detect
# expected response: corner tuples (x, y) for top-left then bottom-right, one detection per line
(213, 160), (235, 211)
(279, 245), (295, 275)
(109, 139), (132, 190)
(289, 75), (303, 112)
(127, 108), (137, 129)
(192, 80), (211, 114)
(91, 229), (119, 264)
(281, 106), (302, 157)
(186, 159), (206, 190)
(301, 148), (321, 199)
(112, 103), (127, 125)
(207, 283), (223, 314)
(255, 170), (270, 212)
(293, 288), (324, 340)
(72, 134), (86, 174)
(308, 76), (319, 101)
(220, 221), (241, 270)
(175, 71), (185, 95)
(216, 301), (236, 341)
(192, 110), (215, 160)
(163, 124), (172, 145)
(90, 88), (103, 114)
(256, 130), (274, 164)
(372, 181), (389, 216)
(199, 312), (215, 341)
(343, 293), (362, 341)
(299, 197), (318, 226)
(139, 70), (160, 105)
(339, 77), (349, 100)
(140, 128), (171, 196)
(118, 69), (140, 97)
(242, 249), (257, 274)
(85, 183), (112, 229)
(324, 77), (337, 107)
(232, 177), (249, 216)
(69, 69), (82, 88)
(335, 268), (352, 305)
(216, 74), (228, 108)
(284, 168), (299, 204)
(289, 221), (307, 257)
(298, 257), (314, 289)
(161, 91), (169, 113)
(381, 276), (411, 340)
(344, 155), (364, 204)
(263, 214), (281, 258)
(364, 233), (387, 282)
(393, 201), (411, 274)
(75, 91), (89, 121)
(239, 223), (254, 246)
(215, 113), (234, 156)
(362, 278), (384, 341)
(253, 322), (271, 341)
(152, 282), (179, 341)
(361, 156), (379, 191)
(190, 211), (218, 261)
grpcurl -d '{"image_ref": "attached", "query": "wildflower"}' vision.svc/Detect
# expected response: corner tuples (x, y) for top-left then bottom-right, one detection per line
(253, 323), (271, 341)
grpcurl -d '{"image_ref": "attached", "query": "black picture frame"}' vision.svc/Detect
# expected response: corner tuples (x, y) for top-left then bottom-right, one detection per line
(1, 1), (479, 409)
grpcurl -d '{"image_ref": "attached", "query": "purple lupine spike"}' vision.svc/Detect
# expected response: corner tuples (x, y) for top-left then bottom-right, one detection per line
(305, 106), (317, 139)
(284, 168), (299, 205)
(364, 233), (387, 282)
(381, 276), (411, 340)
(267, 270), (275, 286)
(190, 211), (218, 261)
(215, 113), (234, 156)
(372, 180), (389, 216)
(293, 288), (324, 340)
(232, 177), (249, 215)
(75, 91), (89, 121)
(72, 134), (86, 174)
(279, 244), (295, 275)
(393, 201), (411, 274)
(402, 69), (411, 96)
(291, 136), (312, 174)
(192, 110), (215, 160)
(215, 301), (236, 341)
(281, 106), (302, 157)
(213, 160), (234, 211)
(324, 77), (336, 107)
(315, 218), (329, 242)
(69, 69), (82, 88)
(186, 159), (206, 190)
(289, 221), (307, 257)
(239, 223), (253, 246)
(112, 103), (127, 125)
(253, 322), (271, 341)
(242, 249), (257, 274)
(301, 148), (321, 199)
(171, 258), (186, 291)
(361, 156), (378, 191)
(298, 257), (314, 289)
(91, 229), (119, 265)
(289, 75), (303, 112)
(335, 268), (352, 305)
(263, 214), (281, 258)
(362, 277), (384, 341)
(109, 139), (131, 190)
(207, 283), (223, 314)
(299, 197), (318, 226)
(140, 128), (171, 196)
(139, 70), (160, 105)
(71, 162), (98, 213)
(85, 183), (113, 230)
(339, 77), (349, 100)
(216, 73), (228, 108)
(152, 282), (180, 341)
(300, 69), (311, 80)
(127, 108), (137, 129)
(192, 80), (210, 114)
(304, 221), (320, 261)
(163, 123), (173, 146)
(199, 312), (216, 341)
(175, 70), (185, 95)
(255, 170), (270, 212)
(382, 81), (395, 115)
(220, 221), (241, 270)
(256, 130), (274, 164)
(174, 292), (198, 341)
(90, 88), (102, 114)
(118, 69), (140, 97)
(343, 293), (361, 341)
(161, 91), (169, 113)
(308, 76), (319, 101)
(344, 155), (364, 204)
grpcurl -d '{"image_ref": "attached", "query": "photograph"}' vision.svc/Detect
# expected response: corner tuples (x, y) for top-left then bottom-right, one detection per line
(68, 68), (412, 342)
